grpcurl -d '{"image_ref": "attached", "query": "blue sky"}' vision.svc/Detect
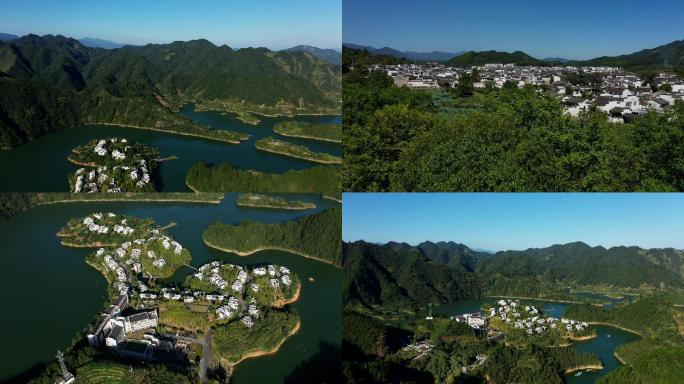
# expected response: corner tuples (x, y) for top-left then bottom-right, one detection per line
(0, 0), (341, 50)
(343, 193), (684, 252)
(343, 0), (684, 59)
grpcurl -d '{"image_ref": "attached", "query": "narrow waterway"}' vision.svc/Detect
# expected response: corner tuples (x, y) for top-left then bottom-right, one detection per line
(0, 194), (340, 383)
(0, 108), (341, 192)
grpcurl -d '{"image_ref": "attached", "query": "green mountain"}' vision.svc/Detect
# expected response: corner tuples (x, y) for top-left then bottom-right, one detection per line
(0, 34), (341, 149)
(446, 50), (546, 67)
(578, 39), (684, 71)
(285, 45), (341, 66)
(342, 241), (484, 309)
(479, 241), (684, 290)
(343, 240), (684, 309)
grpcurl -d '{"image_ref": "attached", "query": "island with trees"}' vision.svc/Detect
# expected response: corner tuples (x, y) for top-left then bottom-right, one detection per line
(255, 137), (342, 164)
(236, 193), (316, 210)
(273, 121), (342, 143)
(185, 162), (341, 194)
(203, 206), (342, 266)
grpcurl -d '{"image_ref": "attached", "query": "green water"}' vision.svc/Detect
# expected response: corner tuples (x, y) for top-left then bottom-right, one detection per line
(0, 107), (341, 192)
(0, 194), (340, 383)
(434, 298), (640, 383)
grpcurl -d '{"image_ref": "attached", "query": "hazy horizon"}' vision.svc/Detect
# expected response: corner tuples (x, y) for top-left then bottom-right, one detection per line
(343, 193), (684, 252)
(0, 0), (342, 51)
(344, 0), (684, 60)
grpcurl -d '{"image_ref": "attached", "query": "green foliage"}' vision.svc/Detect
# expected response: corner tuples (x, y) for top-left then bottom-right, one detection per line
(342, 241), (484, 309)
(211, 309), (299, 363)
(273, 121), (342, 142)
(0, 35), (339, 148)
(186, 162), (341, 194)
(343, 73), (684, 191)
(255, 136), (342, 164)
(236, 193), (315, 210)
(203, 206), (341, 266)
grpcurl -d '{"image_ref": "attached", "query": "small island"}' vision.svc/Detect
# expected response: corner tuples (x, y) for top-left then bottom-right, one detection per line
(68, 138), (160, 193)
(236, 193), (316, 210)
(273, 121), (342, 143)
(255, 137), (342, 164)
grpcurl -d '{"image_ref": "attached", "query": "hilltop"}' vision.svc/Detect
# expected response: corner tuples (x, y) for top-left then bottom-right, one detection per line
(343, 240), (684, 310)
(446, 50), (547, 67)
(0, 34), (341, 149)
(343, 42), (464, 62)
(285, 45), (341, 65)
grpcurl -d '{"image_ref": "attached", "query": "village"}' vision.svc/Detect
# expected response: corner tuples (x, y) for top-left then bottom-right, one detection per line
(376, 62), (684, 123)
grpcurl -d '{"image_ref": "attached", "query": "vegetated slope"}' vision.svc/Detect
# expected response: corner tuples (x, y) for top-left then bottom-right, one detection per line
(446, 50), (546, 67)
(578, 39), (684, 72)
(203, 205), (342, 266)
(185, 162), (341, 194)
(478, 241), (684, 290)
(285, 45), (341, 66)
(0, 34), (341, 149)
(342, 240), (684, 309)
(342, 241), (484, 309)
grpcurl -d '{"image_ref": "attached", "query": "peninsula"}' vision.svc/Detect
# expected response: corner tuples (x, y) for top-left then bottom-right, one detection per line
(255, 137), (342, 164)
(236, 193), (316, 210)
(273, 121), (342, 143)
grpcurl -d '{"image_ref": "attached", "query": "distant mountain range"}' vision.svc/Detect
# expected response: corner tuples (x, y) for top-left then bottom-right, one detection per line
(79, 37), (125, 49)
(0, 34), (340, 149)
(345, 39), (684, 71)
(284, 45), (341, 65)
(0, 33), (18, 42)
(343, 43), (464, 62)
(343, 240), (684, 309)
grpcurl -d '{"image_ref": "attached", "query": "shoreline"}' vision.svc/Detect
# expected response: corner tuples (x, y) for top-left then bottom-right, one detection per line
(614, 350), (627, 364)
(36, 195), (223, 205)
(202, 237), (337, 267)
(563, 363), (604, 374)
(236, 201), (316, 211)
(274, 282), (302, 308)
(61, 240), (118, 248)
(486, 295), (585, 305)
(89, 122), (246, 144)
(273, 131), (342, 144)
(585, 321), (643, 337)
(567, 333), (598, 341)
(255, 144), (342, 164)
(225, 319), (302, 371)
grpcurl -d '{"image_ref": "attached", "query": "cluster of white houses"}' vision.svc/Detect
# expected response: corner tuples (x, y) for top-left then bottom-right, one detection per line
(73, 162), (152, 193)
(73, 138), (154, 193)
(378, 63), (684, 123)
(449, 299), (590, 337)
(189, 261), (295, 328)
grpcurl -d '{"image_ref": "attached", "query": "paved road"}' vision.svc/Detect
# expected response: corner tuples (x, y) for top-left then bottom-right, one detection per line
(198, 328), (213, 383)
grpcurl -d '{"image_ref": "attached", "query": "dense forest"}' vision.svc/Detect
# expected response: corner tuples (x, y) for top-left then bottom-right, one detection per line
(343, 241), (484, 310)
(203, 205), (342, 266)
(343, 50), (684, 192)
(186, 162), (341, 194)
(342, 240), (684, 312)
(0, 34), (341, 149)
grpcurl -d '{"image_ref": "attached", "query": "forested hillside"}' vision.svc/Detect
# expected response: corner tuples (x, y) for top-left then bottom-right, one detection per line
(342, 241), (484, 309)
(203, 205), (342, 266)
(342, 240), (684, 310)
(0, 34), (341, 149)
